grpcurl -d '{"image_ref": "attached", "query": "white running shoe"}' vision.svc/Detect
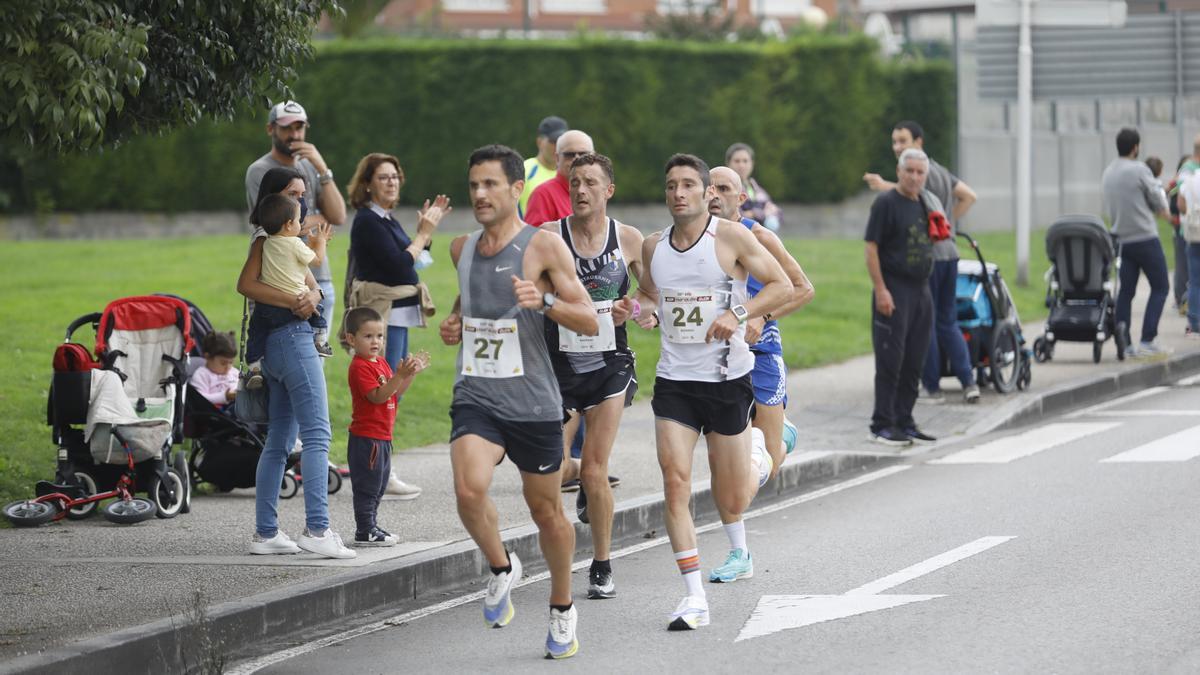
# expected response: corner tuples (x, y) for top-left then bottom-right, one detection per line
(385, 471), (422, 500)
(544, 605), (579, 659)
(297, 528), (357, 559)
(750, 427), (772, 488)
(484, 552), (522, 628)
(668, 595), (710, 631)
(248, 531), (300, 555)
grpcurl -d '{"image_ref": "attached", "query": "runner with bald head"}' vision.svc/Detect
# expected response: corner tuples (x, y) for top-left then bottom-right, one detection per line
(524, 130), (596, 227)
(707, 166), (814, 502)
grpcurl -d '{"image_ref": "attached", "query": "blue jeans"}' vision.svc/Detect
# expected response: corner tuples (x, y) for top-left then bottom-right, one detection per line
(1187, 242), (1200, 331)
(1116, 238), (1170, 344)
(255, 321), (332, 537)
(317, 279), (335, 329)
(922, 259), (974, 392)
(385, 325), (410, 372)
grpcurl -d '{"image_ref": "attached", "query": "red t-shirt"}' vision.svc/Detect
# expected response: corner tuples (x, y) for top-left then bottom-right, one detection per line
(348, 355), (396, 440)
(523, 173), (571, 226)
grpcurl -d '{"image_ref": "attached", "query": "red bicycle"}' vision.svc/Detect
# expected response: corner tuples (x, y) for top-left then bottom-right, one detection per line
(3, 433), (157, 526)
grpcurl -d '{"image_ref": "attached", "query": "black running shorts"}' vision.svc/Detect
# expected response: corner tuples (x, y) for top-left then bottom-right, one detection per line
(449, 405), (564, 474)
(556, 358), (638, 414)
(651, 374), (754, 436)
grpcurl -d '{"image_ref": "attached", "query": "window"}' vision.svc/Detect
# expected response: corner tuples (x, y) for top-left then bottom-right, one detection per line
(442, 0), (510, 12)
(541, 0), (606, 13)
(657, 0), (723, 15)
(751, 0), (808, 17)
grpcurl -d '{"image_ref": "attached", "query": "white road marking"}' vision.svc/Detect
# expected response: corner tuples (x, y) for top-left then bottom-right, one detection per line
(225, 464), (912, 674)
(1064, 387), (1171, 418)
(1099, 424), (1200, 463)
(929, 422), (1120, 464)
(1079, 410), (1200, 418)
(736, 536), (1015, 642)
(1175, 373), (1200, 387)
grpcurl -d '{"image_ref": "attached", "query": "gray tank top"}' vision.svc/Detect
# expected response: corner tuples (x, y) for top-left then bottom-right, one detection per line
(452, 226), (562, 422)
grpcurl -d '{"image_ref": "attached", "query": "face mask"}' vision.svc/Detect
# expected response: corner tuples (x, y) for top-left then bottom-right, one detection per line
(298, 196), (309, 224)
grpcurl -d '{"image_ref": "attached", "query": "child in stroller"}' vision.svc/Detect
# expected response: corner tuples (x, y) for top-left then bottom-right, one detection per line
(190, 331), (240, 411)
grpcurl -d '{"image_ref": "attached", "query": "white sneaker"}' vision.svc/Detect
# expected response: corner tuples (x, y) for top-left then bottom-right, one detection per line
(750, 427), (772, 488)
(1136, 341), (1172, 357)
(544, 605), (579, 659)
(249, 531), (300, 555)
(297, 528), (357, 559)
(483, 552), (522, 627)
(668, 594), (710, 631)
(385, 471), (422, 500)
(245, 360), (264, 390)
(963, 384), (981, 404)
(917, 389), (945, 405)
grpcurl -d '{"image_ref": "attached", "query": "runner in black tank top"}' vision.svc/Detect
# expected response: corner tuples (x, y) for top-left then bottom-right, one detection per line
(439, 146), (598, 660)
(540, 153), (646, 600)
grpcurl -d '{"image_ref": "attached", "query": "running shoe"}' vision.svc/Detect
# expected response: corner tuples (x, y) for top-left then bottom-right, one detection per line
(544, 605), (579, 659)
(385, 471), (422, 500)
(249, 531), (300, 555)
(483, 552), (522, 628)
(782, 417), (799, 455)
(1137, 341), (1173, 357)
(576, 487), (589, 524)
(297, 528), (357, 559)
(587, 567), (616, 599)
(917, 388), (945, 404)
(245, 360), (264, 390)
(667, 595), (710, 631)
(963, 384), (981, 404)
(868, 427), (913, 448)
(709, 548), (754, 583)
(314, 340), (334, 358)
(560, 478), (581, 493)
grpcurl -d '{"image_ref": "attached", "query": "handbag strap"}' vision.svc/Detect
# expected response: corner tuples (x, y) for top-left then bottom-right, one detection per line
(239, 297), (249, 369)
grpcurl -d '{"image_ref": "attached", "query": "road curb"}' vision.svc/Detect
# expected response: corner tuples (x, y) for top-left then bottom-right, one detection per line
(1, 450), (894, 675)
(963, 350), (1200, 437)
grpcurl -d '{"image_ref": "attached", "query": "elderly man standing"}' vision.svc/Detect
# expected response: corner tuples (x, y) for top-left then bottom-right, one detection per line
(1102, 127), (1171, 357)
(524, 130), (595, 227)
(865, 148), (936, 447)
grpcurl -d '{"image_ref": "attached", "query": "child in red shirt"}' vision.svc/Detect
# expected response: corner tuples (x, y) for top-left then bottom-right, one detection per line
(344, 307), (429, 546)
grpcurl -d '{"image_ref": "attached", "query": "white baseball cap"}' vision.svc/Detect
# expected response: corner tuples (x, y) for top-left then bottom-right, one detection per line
(269, 100), (308, 126)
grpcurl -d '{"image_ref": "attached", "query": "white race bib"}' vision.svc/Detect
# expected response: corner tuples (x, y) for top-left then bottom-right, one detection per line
(660, 288), (724, 344)
(559, 299), (616, 353)
(461, 317), (524, 378)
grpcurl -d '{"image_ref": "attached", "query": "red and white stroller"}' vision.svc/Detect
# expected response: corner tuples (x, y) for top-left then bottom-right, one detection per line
(4, 296), (194, 526)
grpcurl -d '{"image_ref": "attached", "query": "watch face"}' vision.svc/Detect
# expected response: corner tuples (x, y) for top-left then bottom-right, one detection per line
(733, 305), (748, 319)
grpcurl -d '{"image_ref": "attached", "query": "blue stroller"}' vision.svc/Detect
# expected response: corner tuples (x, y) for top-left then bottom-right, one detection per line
(942, 232), (1032, 393)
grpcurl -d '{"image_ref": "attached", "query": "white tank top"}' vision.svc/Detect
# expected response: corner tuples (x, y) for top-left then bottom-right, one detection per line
(651, 216), (753, 382)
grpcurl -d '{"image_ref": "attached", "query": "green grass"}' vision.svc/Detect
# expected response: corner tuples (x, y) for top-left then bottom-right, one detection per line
(0, 227), (1081, 505)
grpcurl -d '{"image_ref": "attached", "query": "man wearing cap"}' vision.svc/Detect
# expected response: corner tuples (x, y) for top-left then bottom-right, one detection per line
(524, 130), (595, 228)
(245, 100), (348, 332)
(520, 116), (569, 220)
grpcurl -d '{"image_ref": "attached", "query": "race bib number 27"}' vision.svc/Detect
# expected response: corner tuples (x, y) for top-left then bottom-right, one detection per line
(461, 317), (524, 378)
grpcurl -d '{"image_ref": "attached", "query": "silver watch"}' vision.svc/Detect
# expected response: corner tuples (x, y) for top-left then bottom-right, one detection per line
(319, 169), (334, 184)
(542, 292), (556, 311)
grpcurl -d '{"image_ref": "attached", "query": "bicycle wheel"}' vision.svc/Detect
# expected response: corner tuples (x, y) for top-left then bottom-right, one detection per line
(103, 498), (156, 524)
(3, 500), (59, 527)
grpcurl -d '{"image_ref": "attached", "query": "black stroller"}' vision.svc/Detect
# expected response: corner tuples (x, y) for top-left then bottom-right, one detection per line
(1032, 215), (1127, 364)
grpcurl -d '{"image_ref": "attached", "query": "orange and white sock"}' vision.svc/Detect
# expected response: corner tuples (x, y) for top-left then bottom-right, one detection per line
(675, 548), (704, 597)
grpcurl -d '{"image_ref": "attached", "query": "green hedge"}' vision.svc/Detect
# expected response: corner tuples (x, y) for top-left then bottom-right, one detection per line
(10, 37), (954, 213)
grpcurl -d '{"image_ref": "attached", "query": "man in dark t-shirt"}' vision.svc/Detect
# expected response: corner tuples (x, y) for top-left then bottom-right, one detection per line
(864, 148), (935, 447)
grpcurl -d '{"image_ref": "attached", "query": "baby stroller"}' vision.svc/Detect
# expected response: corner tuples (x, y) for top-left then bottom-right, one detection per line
(3, 296), (193, 526)
(181, 302), (342, 498)
(1032, 215), (1127, 364)
(950, 232), (1032, 393)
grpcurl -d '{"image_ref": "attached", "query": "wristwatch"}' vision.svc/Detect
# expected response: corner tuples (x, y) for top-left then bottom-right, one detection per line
(542, 292), (556, 312)
(731, 304), (749, 323)
(318, 168), (334, 185)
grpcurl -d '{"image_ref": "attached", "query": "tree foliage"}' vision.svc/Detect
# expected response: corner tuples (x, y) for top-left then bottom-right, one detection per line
(0, 0), (339, 153)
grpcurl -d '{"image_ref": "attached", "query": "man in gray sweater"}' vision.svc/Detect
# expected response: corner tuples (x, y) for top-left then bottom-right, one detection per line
(1101, 127), (1171, 356)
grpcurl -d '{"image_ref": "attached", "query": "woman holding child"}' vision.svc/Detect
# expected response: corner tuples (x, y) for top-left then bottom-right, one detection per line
(238, 171), (354, 560)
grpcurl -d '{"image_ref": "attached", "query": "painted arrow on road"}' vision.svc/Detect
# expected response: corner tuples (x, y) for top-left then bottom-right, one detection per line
(736, 536), (1015, 642)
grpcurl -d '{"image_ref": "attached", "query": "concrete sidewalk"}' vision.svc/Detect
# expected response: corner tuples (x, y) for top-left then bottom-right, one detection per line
(2, 284), (1198, 674)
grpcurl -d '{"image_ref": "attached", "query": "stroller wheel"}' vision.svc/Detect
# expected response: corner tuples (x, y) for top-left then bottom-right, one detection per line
(1092, 341), (1103, 364)
(327, 466), (343, 495)
(1033, 337), (1052, 363)
(990, 323), (1021, 394)
(65, 472), (98, 520)
(3, 500), (59, 527)
(1115, 321), (1128, 361)
(150, 468), (186, 519)
(280, 472), (299, 500)
(103, 498), (156, 525)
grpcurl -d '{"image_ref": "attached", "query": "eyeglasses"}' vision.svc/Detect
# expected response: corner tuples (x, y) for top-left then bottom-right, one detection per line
(559, 151), (588, 160)
(375, 175), (401, 183)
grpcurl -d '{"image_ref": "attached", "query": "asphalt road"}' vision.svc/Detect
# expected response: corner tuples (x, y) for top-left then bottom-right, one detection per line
(229, 380), (1200, 674)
